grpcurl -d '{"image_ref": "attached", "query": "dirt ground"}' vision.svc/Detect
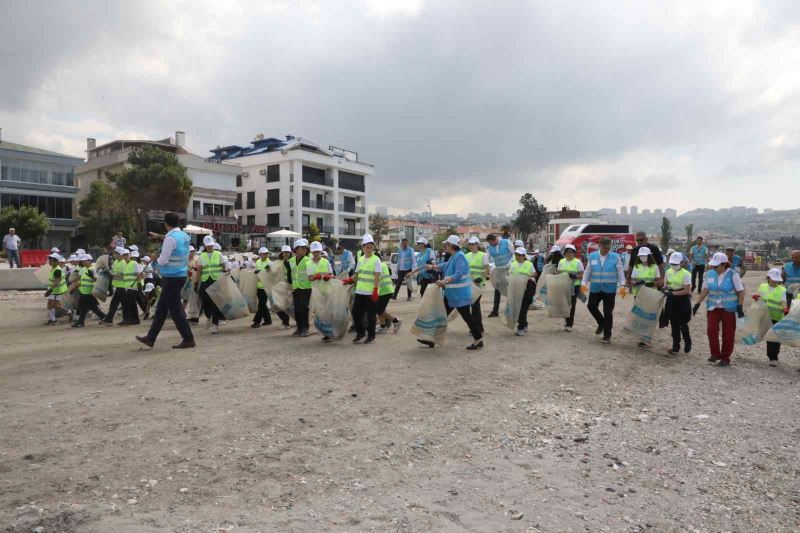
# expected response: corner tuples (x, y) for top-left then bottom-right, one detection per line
(1, 272), (799, 532)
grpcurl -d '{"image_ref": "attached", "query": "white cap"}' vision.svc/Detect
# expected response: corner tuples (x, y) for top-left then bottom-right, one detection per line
(669, 252), (683, 265)
(293, 238), (309, 249)
(310, 241), (323, 252)
(416, 237), (428, 245)
(142, 255), (151, 262)
(564, 244), (576, 252)
(258, 247), (269, 255)
(767, 268), (783, 282)
(144, 282), (156, 293)
(114, 246), (126, 255)
(281, 245), (292, 253)
(58, 255), (66, 262)
(515, 247), (527, 255)
(534, 249), (540, 254)
(131, 250), (140, 258)
(189, 245), (195, 252)
(68, 254), (77, 261)
(708, 252), (729, 267)
(129, 245), (138, 251)
(468, 236), (480, 245)
(322, 251), (329, 258)
(667, 248), (676, 255)
(75, 248), (85, 255)
(203, 235), (215, 246)
(549, 245), (561, 253)
(48, 252), (60, 260)
(445, 235), (461, 246)
(213, 243), (221, 251)
(361, 234), (375, 245)
(625, 244), (633, 250)
(83, 253), (93, 261)
(121, 248), (130, 255)
(50, 247), (60, 253)
(637, 247), (652, 257)
(514, 240), (524, 247)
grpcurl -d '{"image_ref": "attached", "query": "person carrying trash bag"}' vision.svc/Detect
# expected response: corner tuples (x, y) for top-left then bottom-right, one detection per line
(44, 253), (68, 325)
(423, 235), (484, 350)
(288, 239), (312, 337)
(375, 251), (402, 334)
(251, 247), (274, 328)
(629, 247), (663, 348)
(197, 235), (227, 335)
(486, 233), (514, 318)
(758, 268), (789, 366)
(693, 252), (745, 367)
(508, 247), (537, 337)
(101, 247), (128, 325)
(412, 237), (436, 297)
(557, 244), (584, 332)
(782, 250), (800, 309)
(306, 241), (335, 340)
(662, 252), (692, 354)
(349, 234), (382, 344)
(581, 237), (627, 344)
(465, 236), (490, 335)
(73, 254), (106, 327)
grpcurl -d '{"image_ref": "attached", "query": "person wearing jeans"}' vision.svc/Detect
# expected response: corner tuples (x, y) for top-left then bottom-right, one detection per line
(581, 237), (627, 343)
(688, 237), (709, 293)
(3, 228), (21, 268)
(393, 238), (417, 300)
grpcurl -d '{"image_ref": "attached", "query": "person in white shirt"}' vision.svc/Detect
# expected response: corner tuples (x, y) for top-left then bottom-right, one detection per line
(3, 228), (22, 268)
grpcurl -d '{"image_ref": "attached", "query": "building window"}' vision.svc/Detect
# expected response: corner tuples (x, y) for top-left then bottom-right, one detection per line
(246, 191), (255, 209)
(302, 165), (331, 186)
(339, 171), (365, 192)
(235, 193), (242, 209)
(1, 193), (72, 219)
(203, 203), (214, 215)
(213, 204), (224, 216)
(237, 216), (243, 225)
(247, 215), (255, 226)
(266, 188), (280, 207)
(267, 213), (280, 227)
(236, 174), (242, 187)
(193, 200), (201, 218)
(224, 205), (231, 217)
(266, 164), (279, 183)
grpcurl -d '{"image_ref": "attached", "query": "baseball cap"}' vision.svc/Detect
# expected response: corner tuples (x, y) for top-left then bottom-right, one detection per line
(669, 252), (683, 265)
(767, 268), (783, 282)
(549, 245), (561, 253)
(361, 234), (375, 245)
(445, 235), (461, 246)
(203, 235), (215, 246)
(708, 252), (728, 267)
(564, 244), (576, 252)
(281, 245), (292, 253)
(515, 246), (527, 255)
(310, 241), (323, 252)
(416, 237), (428, 245)
(468, 236), (480, 245)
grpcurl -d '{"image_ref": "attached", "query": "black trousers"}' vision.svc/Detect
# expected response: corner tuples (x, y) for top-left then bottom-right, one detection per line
(691, 265), (706, 292)
(587, 291), (616, 339)
(767, 319), (781, 361)
(419, 278), (432, 297)
(668, 294), (692, 350)
(135, 289), (147, 313)
(76, 293), (105, 325)
(124, 288), (140, 324)
(471, 294), (483, 333)
(199, 279), (223, 325)
(517, 282), (535, 329)
(445, 299), (482, 341)
(103, 287), (125, 323)
(293, 288), (311, 329)
(492, 288), (502, 314)
(352, 293), (377, 337)
(253, 288), (273, 325)
(394, 270), (412, 299)
(787, 293), (794, 311)
(565, 285), (579, 327)
(146, 276), (194, 343)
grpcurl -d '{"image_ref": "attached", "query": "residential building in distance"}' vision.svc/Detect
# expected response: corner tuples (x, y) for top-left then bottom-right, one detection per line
(374, 206), (389, 217)
(76, 131), (242, 247)
(209, 134), (373, 249)
(0, 129), (84, 250)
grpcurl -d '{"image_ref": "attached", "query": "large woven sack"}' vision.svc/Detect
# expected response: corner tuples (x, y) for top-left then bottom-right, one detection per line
(62, 290), (79, 312)
(739, 299), (772, 345)
(205, 273), (249, 320)
(230, 268), (241, 285)
(535, 264), (558, 305)
(312, 279), (352, 340)
(238, 270), (259, 313)
(447, 283), (482, 322)
(92, 273), (110, 302)
(503, 273), (530, 330)
(186, 289), (201, 319)
(623, 285), (665, 343)
(765, 305), (800, 347)
(258, 261), (286, 294)
(410, 285), (448, 345)
(270, 281), (294, 314)
(490, 267), (509, 297)
(180, 278), (193, 301)
(94, 254), (110, 272)
(34, 264), (51, 284)
(545, 273), (573, 318)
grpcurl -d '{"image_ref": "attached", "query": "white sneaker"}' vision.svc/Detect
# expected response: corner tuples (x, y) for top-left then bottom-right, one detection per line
(393, 318), (402, 333)
(515, 329), (525, 336)
(564, 326), (572, 332)
(210, 324), (219, 334)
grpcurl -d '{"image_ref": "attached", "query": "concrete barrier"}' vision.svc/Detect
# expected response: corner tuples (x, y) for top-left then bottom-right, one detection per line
(0, 268), (48, 290)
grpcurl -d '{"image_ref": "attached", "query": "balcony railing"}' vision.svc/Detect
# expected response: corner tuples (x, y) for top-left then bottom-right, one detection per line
(339, 226), (365, 236)
(338, 204), (365, 214)
(302, 176), (334, 187)
(302, 199), (334, 210)
(303, 225), (335, 234)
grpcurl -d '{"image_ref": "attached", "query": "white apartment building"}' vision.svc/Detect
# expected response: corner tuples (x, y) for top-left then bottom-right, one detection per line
(209, 135), (372, 248)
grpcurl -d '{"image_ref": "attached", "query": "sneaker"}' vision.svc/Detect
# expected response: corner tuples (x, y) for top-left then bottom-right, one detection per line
(515, 329), (525, 336)
(364, 336), (376, 344)
(322, 336), (332, 342)
(769, 360), (778, 367)
(601, 337), (611, 344)
(135, 335), (155, 348)
(488, 311), (499, 318)
(264, 320), (273, 326)
(416, 339), (435, 348)
(707, 356), (721, 363)
(71, 323), (85, 328)
(564, 326), (572, 332)
(210, 324), (219, 334)
(392, 318), (402, 333)
(188, 318), (199, 325)
(637, 341), (651, 348)
(595, 325), (604, 335)
(281, 323), (291, 329)
(718, 360), (730, 367)
(299, 329), (309, 337)
(466, 340), (484, 350)
(251, 322), (261, 329)
(172, 339), (196, 349)
(100, 320), (113, 326)
(684, 342), (692, 354)
(668, 348), (679, 355)
(45, 320), (57, 326)
(291, 328), (302, 337)
(352, 334), (365, 343)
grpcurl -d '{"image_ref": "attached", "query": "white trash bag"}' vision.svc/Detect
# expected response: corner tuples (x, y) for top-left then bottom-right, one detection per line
(238, 270), (259, 313)
(312, 279), (352, 340)
(34, 264), (51, 285)
(258, 261), (286, 294)
(186, 289), (202, 320)
(535, 264), (557, 307)
(503, 273), (530, 330)
(545, 273), (573, 319)
(270, 281), (294, 314)
(765, 305), (800, 348)
(92, 273), (110, 302)
(623, 285), (665, 343)
(739, 299), (772, 345)
(490, 266), (509, 297)
(410, 285), (448, 346)
(205, 273), (249, 320)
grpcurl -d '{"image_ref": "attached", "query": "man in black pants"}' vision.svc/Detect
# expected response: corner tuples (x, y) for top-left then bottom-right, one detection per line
(688, 237), (709, 293)
(393, 238), (417, 301)
(582, 237), (627, 343)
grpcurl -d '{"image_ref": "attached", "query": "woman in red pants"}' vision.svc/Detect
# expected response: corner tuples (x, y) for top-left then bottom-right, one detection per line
(693, 252), (745, 367)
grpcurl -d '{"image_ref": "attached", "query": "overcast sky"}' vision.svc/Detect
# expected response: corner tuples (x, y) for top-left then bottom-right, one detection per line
(2, 0), (799, 216)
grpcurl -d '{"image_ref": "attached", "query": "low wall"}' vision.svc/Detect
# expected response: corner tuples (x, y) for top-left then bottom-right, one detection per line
(0, 268), (48, 290)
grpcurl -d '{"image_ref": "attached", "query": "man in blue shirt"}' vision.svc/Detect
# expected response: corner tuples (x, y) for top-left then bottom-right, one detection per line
(394, 238), (417, 301)
(725, 247), (747, 277)
(688, 236), (709, 293)
(336, 244), (354, 276)
(486, 233), (513, 317)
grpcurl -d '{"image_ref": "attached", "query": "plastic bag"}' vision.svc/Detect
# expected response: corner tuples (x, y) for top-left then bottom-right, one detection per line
(205, 273), (249, 320)
(410, 285), (448, 345)
(238, 270), (259, 313)
(623, 285), (665, 343)
(311, 279), (352, 340)
(92, 272), (110, 302)
(545, 273), (573, 318)
(270, 281), (294, 314)
(230, 268), (241, 285)
(535, 264), (557, 306)
(765, 305), (800, 347)
(490, 266), (509, 297)
(186, 289), (201, 319)
(180, 278), (193, 301)
(258, 261), (286, 294)
(739, 299), (772, 345)
(503, 273), (530, 330)
(62, 290), (79, 312)
(33, 264), (51, 285)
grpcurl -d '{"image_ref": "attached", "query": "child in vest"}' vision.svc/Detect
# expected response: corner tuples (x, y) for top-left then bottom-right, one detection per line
(663, 253), (692, 354)
(557, 244), (585, 332)
(758, 269), (789, 366)
(374, 252), (402, 334)
(143, 282), (161, 319)
(73, 254), (106, 327)
(45, 253), (67, 325)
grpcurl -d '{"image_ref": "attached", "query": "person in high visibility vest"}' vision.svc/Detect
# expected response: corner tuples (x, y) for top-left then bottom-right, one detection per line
(410, 237), (436, 297)
(759, 268), (789, 366)
(350, 234), (382, 344)
(251, 247), (274, 328)
(307, 241), (333, 281)
(782, 249), (800, 309)
(72, 253), (106, 327)
(630, 247), (663, 347)
(101, 246), (129, 326)
(693, 252), (745, 367)
(289, 238), (312, 337)
(118, 248), (141, 326)
(196, 235), (227, 334)
(375, 251), (402, 334)
(45, 252), (68, 325)
(663, 252), (692, 355)
(509, 247), (537, 336)
(580, 237), (627, 344)
(486, 233), (514, 317)
(557, 244), (585, 332)
(465, 236), (490, 334)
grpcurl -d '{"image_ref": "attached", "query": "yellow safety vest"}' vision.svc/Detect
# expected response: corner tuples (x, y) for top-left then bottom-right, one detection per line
(465, 251), (486, 287)
(379, 262), (394, 296)
(666, 268), (690, 290)
(509, 260), (533, 276)
(255, 258), (270, 289)
(558, 257), (582, 286)
(123, 260), (138, 289)
(309, 257), (331, 277)
(79, 266), (95, 295)
(633, 264), (658, 295)
(49, 265), (67, 295)
(200, 250), (224, 282)
(111, 260), (126, 288)
(759, 283), (787, 321)
(290, 255), (312, 289)
(356, 255), (379, 293)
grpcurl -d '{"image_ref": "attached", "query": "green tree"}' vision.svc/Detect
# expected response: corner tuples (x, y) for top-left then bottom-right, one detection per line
(78, 180), (135, 247)
(512, 193), (548, 242)
(684, 223), (694, 250)
(110, 146), (193, 233)
(661, 217), (673, 250)
(307, 222), (321, 242)
(369, 213), (389, 244)
(0, 205), (50, 246)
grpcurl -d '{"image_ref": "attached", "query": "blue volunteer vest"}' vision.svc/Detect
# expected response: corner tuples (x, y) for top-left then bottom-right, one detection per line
(588, 251), (620, 294)
(339, 250), (354, 273)
(441, 251), (473, 307)
(488, 238), (512, 268)
(160, 228), (190, 277)
(691, 245), (708, 265)
(398, 247), (415, 270)
(784, 262), (800, 286)
(706, 269), (738, 312)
